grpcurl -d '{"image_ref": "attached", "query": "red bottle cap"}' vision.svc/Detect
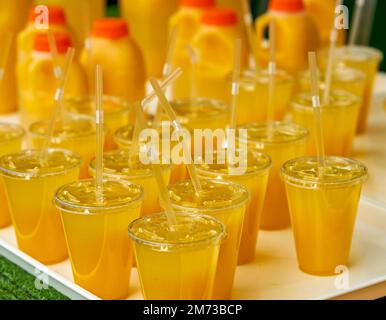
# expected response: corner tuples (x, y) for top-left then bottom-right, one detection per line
(180, 0), (215, 8)
(29, 5), (67, 25)
(92, 18), (129, 39)
(269, 0), (305, 12)
(33, 32), (72, 54)
(201, 8), (238, 26)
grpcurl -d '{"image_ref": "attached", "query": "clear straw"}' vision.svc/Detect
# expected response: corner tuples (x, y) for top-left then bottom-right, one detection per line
(186, 45), (198, 99)
(229, 38), (242, 131)
(95, 64), (104, 201)
(241, 0), (259, 69)
(267, 20), (277, 135)
(41, 47), (75, 162)
(308, 52), (326, 172)
(349, 0), (366, 46)
(47, 29), (62, 79)
(0, 33), (13, 81)
(149, 77), (203, 195)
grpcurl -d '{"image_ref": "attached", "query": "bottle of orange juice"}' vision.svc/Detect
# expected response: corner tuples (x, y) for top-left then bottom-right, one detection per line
(192, 8), (247, 100)
(80, 18), (146, 102)
(0, 0), (33, 114)
(256, 0), (319, 74)
(18, 32), (87, 126)
(170, 0), (216, 98)
(119, 0), (178, 77)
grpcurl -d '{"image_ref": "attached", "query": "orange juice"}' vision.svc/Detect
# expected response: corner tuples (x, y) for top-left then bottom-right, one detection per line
(17, 32), (87, 126)
(282, 156), (367, 275)
(0, 149), (81, 264)
(256, 0), (319, 74)
(119, 0), (178, 77)
(0, 123), (25, 228)
(55, 179), (144, 299)
(81, 18), (146, 102)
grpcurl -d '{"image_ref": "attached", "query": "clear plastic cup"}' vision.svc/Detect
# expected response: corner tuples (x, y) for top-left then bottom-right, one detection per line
(196, 150), (271, 265)
(291, 90), (360, 157)
(0, 149), (82, 263)
(54, 179), (144, 300)
(166, 179), (249, 300)
(239, 122), (308, 230)
(128, 212), (225, 300)
(0, 123), (25, 228)
(281, 156), (368, 276)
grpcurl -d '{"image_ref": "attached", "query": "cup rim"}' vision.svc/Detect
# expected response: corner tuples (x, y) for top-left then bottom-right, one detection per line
(336, 45), (384, 63)
(0, 122), (26, 146)
(232, 67), (294, 86)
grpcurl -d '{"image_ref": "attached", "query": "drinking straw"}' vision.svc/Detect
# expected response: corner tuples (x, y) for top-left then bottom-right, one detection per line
(0, 33), (13, 81)
(323, 0), (343, 105)
(149, 77), (203, 195)
(267, 20), (276, 135)
(308, 52), (326, 171)
(41, 47), (75, 162)
(47, 29), (62, 79)
(95, 64), (104, 201)
(348, 0), (366, 46)
(185, 44), (198, 99)
(229, 39), (242, 131)
(241, 0), (259, 69)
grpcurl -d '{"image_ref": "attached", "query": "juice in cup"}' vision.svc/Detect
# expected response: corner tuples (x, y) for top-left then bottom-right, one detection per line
(119, 0), (178, 77)
(0, 123), (25, 228)
(65, 96), (132, 151)
(291, 90), (360, 157)
(89, 150), (171, 217)
(196, 150), (271, 265)
(166, 179), (249, 300)
(17, 32), (87, 126)
(169, 0), (215, 99)
(54, 179), (144, 300)
(255, 0), (319, 74)
(29, 116), (96, 178)
(281, 156), (367, 276)
(129, 212), (225, 300)
(239, 122), (308, 230)
(0, 149), (81, 264)
(81, 18), (145, 102)
(192, 8), (247, 100)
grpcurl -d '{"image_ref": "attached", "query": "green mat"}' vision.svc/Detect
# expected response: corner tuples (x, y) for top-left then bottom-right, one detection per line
(0, 256), (69, 300)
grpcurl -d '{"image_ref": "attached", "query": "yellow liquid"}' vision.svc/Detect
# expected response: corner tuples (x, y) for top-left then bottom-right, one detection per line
(0, 123), (25, 227)
(282, 157), (367, 275)
(0, 149), (81, 264)
(168, 179), (249, 300)
(29, 117), (96, 178)
(292, 91), (360, 157)
(89, 150), (171, 217)
(240, 122), (308, 230)
(129, 213), (224, 300)
(65, 96), (133, 151)
(196, 151), (271, 265)
(55, 179), (143, 300)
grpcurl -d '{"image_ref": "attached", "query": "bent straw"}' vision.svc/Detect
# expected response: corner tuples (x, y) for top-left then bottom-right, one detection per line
(323, 0), (343, 105)
(95, 65), (104, 201)
(267, 20), (276, 135)
(149, 77), (203, 195)
(348, 0), (366, 46)
(229, 39), (242, 131)
(47, 29), (62, 79)
(241, 0), (259, 69)
(0, 33), (13, 81)
(41, 47), (75, 162)
(308, 52), (326, 171)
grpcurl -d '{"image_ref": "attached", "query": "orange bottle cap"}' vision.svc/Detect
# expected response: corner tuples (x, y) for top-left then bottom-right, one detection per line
(29, 5), (67, 25)
(33, 32), (72, 54)
(181, 0), (215, 8)
(269, 0), (305, 12)
(201, 8), (238, 26)
(92, 18), (129, 39)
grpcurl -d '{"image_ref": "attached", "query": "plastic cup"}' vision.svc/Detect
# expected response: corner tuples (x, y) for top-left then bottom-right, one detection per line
(196, 150), (271, 265)
(65, 96), (133, 150)
(0, 149), (81, 264)
(166, 179), (249, 300)
(319, 45), (383, 134)
(29, 115), (96, 178)
(89, 149), (170, 216)
(128, 212), (225, 300)
(291, 90), (360, 157)
(239, 122), (308, 230)
(0, 123), (25, 228)
(54, 179), (144, 300)
(281, 156), (368, 276)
